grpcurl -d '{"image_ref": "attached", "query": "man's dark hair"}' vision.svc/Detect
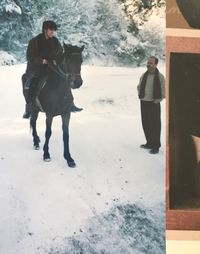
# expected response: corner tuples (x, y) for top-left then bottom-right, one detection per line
(42, 20), (57, 33)
(149, 56), (159, 65)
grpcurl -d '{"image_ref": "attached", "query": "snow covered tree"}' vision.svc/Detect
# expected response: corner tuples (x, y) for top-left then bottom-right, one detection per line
(0, 0), (165, 66)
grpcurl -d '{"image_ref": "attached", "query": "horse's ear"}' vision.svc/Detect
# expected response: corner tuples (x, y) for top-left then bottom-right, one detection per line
(81, 45), (85, 51)
(63, 43), (71, 54)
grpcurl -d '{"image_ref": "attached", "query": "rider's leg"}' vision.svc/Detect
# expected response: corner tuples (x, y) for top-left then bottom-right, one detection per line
(23, 77), (39, 119)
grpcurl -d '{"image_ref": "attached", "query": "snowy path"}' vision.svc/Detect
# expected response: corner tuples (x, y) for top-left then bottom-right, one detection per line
(0, 64), (166, 254)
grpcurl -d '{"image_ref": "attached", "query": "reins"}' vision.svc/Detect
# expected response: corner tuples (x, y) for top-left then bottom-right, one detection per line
(47, 62), (69, 80)
(48, 59), (81, 80)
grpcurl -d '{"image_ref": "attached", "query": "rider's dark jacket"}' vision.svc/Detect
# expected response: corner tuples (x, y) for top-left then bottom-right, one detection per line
(25, 33), (63, 78)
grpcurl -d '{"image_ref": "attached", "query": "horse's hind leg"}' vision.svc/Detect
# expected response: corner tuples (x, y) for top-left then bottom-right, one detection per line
(43, 115), (53, 162)
(61, 113), (76, 168)
(30, 109), (40, 150)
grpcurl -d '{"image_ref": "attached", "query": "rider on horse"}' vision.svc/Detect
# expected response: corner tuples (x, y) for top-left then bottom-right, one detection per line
(22, 20), (82, 119)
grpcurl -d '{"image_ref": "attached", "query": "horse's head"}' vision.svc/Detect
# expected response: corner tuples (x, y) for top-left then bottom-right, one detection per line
(63, 43), (84, 89)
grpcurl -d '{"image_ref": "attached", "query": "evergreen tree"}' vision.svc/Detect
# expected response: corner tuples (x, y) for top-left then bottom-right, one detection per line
(0, 0), (165, 66)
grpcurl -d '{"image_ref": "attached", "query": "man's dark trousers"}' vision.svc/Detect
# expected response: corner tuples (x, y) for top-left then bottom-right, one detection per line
(140, 100), (161, 149)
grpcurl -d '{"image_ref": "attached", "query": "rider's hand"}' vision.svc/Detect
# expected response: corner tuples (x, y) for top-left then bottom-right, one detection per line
(42, 59), (48, 65)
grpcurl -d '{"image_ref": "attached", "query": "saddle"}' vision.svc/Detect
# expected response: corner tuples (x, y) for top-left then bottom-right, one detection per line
(22, 64), (63, 112)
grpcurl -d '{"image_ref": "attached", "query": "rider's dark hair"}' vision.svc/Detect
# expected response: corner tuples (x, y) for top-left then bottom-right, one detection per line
(42, 21), (57, 33)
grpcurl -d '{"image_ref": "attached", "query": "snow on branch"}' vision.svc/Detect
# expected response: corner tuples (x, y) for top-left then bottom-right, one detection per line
(0, 51), (17, 65)
(1, 0), (22, 15)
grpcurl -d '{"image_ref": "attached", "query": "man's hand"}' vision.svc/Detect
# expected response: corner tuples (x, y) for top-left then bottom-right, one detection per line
(154, 99), (162, 104)
(42, 59), (48, 65)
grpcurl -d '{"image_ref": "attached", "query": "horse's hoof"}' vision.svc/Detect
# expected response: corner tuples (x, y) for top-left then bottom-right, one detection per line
(44, 158), (51, 162)
(67, 160), (76, 168)
(34, 145), (40, 150)
(43, 155), (51, 162)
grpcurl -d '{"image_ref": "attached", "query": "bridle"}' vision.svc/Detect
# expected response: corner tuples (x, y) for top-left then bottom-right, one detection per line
(47, 62), (68, 79)
(47, 52), (82, 81)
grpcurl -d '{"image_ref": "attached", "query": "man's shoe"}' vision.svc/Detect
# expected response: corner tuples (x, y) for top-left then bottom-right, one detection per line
(140, 144), (151, 149)
(71, 104), (83, 113)
(149, 148), (159, 154)
(23, 111), (31, 119)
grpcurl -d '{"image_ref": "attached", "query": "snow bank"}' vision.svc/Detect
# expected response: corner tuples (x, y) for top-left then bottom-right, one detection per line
(5, 3), (22, 14)
(47, 203), (165, 254)
(0, 0), (22, 15)
(0, 51), (17, 65)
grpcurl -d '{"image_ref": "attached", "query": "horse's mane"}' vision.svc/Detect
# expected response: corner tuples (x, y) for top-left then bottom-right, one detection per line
(64, 44), (81, 50)
(63, 43), (84, 54)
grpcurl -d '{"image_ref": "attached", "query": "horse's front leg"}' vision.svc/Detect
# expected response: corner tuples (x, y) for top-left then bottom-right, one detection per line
(43, 115), (53, 162)
(30, 109), (40, 150)
(61, 113), (76, 168)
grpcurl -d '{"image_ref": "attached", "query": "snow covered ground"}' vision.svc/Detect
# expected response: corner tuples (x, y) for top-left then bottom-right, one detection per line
(0, 64), (166, 254)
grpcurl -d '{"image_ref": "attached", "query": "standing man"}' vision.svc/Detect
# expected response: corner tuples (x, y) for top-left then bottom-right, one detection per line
(137, 56), (165, 154)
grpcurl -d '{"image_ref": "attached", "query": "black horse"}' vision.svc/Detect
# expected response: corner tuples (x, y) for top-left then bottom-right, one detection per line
(29, 44), (84, 167)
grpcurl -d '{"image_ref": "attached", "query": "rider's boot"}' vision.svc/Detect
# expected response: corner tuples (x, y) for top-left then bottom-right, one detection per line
(71, 102), (83, 113)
